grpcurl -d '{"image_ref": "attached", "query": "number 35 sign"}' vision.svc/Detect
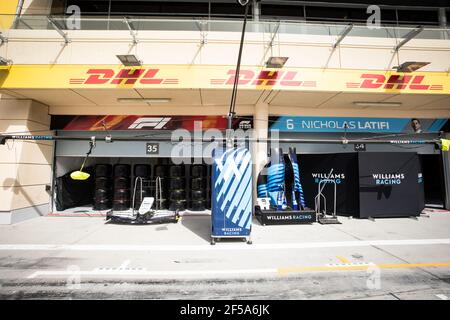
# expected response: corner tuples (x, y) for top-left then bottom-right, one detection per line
(146, 143), (160, 155)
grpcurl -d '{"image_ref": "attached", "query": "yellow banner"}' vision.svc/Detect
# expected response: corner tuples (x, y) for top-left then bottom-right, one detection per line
(0, 64), (449, 94)
(0, 0), (19, 30)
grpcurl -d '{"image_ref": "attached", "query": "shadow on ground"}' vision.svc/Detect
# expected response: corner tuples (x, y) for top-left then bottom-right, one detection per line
(180, 216), (211, 242)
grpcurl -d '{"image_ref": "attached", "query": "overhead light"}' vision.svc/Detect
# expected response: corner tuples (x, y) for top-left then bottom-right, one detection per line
(394, 61), (430, 73)
(265, 56), (289, 68)
(0, 56), (12, 66)
(116, 54), (142, 66)
(117, 98), (171, 104)
(353, 101), (402, 107)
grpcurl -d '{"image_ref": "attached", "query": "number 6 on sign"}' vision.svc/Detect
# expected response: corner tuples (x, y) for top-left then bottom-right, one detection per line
(286, 119), (294, 130)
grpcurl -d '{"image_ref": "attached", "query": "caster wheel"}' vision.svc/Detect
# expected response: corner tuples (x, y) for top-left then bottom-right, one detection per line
(247, 240), (253, 245)
(210, 239), (216, 245)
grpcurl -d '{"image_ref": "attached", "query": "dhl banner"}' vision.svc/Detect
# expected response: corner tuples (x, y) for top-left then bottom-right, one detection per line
(0, 64), (449, 94)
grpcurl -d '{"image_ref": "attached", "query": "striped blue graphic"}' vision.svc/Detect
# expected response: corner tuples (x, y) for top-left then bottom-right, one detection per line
(428, 119), (448, 133)
(267, 163), (284, 205)
(211, 147), (253, 236)
(292, 190), (299, 210)
(257, 183), (268, 198)
(292, 162), (306, 207)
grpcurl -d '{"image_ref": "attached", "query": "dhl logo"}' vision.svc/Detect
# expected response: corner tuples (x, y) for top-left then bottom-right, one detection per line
(69, 68), (179, 85)
(210, 70), (316, 87)
(346, 74), (443, 91)
(69, 69), (444, 92)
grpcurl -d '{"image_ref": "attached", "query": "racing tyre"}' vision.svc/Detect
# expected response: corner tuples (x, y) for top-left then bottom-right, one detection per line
(170, 189), (185, 201)
(114, 164), (131, 177)
(95, 164), (112, 178)
(169, 165), (184, 177)
(95, 177), (112, 190)
(154, 165), (167, 178)
(191, 189), (205, 200)
(93, 201), (111, 211)
(113, 200), (130, 211)
(191, 178), (205, 190)
(114, 177), (130, 189)
(95, 188), (110, 198)
(169, 177), (185, 189)
(134, 164), (151, 178)
(191, 165), (205, 178)
(169, 199), (186, 211)
(190, 200), (206, 211)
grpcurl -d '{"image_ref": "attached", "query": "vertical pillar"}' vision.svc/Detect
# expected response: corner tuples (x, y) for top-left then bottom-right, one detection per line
(439, 8), (448, 40)
(0, 99), (53, 224)
(253, 0), (261, 22)
(439, 8), (447, 27)
(252, 101), (268, 207)
(443, 133), (450, 210)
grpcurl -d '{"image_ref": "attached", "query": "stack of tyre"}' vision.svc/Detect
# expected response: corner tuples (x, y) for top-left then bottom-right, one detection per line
(168, 165), (186, 211)
(133, 164), (151, 210)
(152, 164), (168, 210)
(93, 164), (113, 210)
(113, 164), (131, 211)
(190, 164), (206, 211)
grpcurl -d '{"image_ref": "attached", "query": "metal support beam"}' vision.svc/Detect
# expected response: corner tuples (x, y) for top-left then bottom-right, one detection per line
(228, 2), (250, 133)
(0, 134), (442, 147)
(0, 33), (8, 46)
(0, 56), (12, 65)
(261, 21), (280, 65)
(195, 19), (208, 45)
(394, 25), (423, 52)
(332, 23), (353, 49)
(124, 17), (138, 45)
(48, 17), (71, 44)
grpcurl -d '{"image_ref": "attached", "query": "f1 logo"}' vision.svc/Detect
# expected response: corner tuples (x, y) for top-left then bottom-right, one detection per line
(128, 117), (171, 129)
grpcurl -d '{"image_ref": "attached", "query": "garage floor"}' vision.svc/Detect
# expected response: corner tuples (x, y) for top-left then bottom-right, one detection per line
(0, 209), (449, 299)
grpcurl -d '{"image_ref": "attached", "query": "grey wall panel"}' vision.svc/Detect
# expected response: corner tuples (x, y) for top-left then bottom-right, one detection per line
(55, 130), (219, 158)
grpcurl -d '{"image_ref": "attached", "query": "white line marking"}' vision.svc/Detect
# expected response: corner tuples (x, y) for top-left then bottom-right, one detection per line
(118, 260), (131, 270)
(27, 268), (278, 279)
(2, 239), (450, 252)
(436, 294), (449, 300)
(326, 262), (373, 267)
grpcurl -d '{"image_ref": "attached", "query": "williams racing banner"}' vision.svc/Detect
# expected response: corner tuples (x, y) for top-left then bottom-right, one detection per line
(0, 64), (449, 94)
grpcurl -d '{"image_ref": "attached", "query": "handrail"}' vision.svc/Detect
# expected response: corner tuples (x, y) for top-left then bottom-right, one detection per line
(1, 14), (448, 40)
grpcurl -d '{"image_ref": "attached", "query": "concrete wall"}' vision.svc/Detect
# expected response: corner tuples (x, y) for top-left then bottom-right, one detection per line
(0, 98), (53, 224)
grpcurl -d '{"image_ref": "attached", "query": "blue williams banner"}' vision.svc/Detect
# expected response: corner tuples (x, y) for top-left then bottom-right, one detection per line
(269, 117), (448, 133)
